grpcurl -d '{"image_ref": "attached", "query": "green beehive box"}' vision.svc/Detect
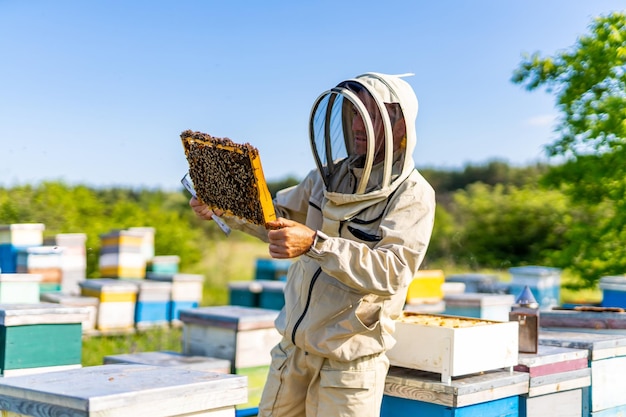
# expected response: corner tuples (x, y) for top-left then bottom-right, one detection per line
(0, 303), (89, 376)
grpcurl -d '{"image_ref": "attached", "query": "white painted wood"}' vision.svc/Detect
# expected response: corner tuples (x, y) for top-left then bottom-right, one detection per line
(525, 388), (582, 417)
(1, 364), (81, 377)
(99, 253), (146, 268)
(96, 302), (135, 330)
(122, 280), (171, 301)
(518, 345), (588, 368)
(527, 368), (590, 397)
(147, 273), (203, 301)
(103, 351), (231, 373)
(590, 355), (626, 411)
(0, 304), (89, 326)
(0, 224), (44, 246)
(0, 364), (246, 417)
(386, 314), (519, 382)
(539, 330), (626, 360)
(0, 274), (41, 304)
(39, 294), (98, 332)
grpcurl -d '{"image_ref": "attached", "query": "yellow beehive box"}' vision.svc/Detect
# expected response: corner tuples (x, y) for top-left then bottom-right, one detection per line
(406, 269), (445, 304)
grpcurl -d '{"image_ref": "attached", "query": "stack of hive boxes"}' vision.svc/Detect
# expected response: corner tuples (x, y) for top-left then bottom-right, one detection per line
(16, 245), (63, 294)
(0, 223), (45, 274)
(99, 230), (147, 279)
(45, 233), (87, 295)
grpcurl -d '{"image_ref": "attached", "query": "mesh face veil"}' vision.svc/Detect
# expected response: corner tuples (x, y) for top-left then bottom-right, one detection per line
(309, 77), (408, 195)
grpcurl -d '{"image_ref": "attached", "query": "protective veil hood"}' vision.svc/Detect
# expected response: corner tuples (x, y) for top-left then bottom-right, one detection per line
(309, 72), (419, 235)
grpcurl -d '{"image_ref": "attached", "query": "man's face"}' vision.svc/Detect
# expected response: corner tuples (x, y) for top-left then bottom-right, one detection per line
(350, 90), (405, 163)
(351, 89), (384, 158)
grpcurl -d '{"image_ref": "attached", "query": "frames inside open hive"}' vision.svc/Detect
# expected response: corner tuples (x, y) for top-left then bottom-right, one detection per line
(181, 130), (276, 227)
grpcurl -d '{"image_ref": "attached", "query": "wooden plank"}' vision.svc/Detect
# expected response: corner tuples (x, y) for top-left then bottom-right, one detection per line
(516, 345), (588, 377)
(590, 355), (626, 411)
(0, 364), (247, 417)
(539, 330), (626, 360)
(521, 388), (583, 417)
(541, 310), (626, 331)
(527, 367), (591, 397)
(384, 366), (529, 408)
(0, 304), (88, 327)
(179, 306), (278, 331)
(381, 392), (519, 417)
(103, 351), (230, 374)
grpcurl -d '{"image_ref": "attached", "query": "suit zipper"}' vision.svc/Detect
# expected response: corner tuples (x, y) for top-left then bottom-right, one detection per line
(291, 267), (322, 345)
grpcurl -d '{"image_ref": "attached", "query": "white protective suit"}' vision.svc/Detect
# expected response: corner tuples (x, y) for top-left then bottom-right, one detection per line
(227, 72), (435, 417)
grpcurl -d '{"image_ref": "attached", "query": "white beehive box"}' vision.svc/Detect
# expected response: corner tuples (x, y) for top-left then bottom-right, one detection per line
(387, 312), (519, 384)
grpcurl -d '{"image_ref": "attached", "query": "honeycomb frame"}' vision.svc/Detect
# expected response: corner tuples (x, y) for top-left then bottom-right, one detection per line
(180, 129), (276, 227)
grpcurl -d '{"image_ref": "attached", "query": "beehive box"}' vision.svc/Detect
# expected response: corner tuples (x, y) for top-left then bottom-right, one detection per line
(386, 312), (519, 384)
(515, 345), (590, 417)
(0, 303), (88, 376)
(406, 269), (445, 304)
(445, 273), (500, 293)
(127, 226), (156, 262)
(0, 364), (247, 417)
(146, 272), (203, 324)
(180, 305), (281, 411)
(103, 351), (231, 374)
(40, 292), (99, 334)
(147, 255), (181, 275)
(254, 258), (291, 281)
(382, 366), (528, 417)
(45, 233), (87, 295)
(0, 224), (45, 274)
(509, 266), (561, 310)
(123, 279), (172, 328)
(539, 330), (626, 415)
(0, 273), (42, 304)
(79, 279), (138, 333)
(443, 293), (515, 322)
(599, 275), (626, 309)
(16, 246), (63, 287)
(181, 130), (276, 227)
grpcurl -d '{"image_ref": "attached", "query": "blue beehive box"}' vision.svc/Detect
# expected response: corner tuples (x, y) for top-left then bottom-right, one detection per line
(124, 279), (172, 328)
(382, 367), (527, 417)
(599, 275), (626, 308)
(0, 224), (45, 273)
(146, 272), (203, 324)
(254, 258), (291, 281)
(509, 266), (561, 310)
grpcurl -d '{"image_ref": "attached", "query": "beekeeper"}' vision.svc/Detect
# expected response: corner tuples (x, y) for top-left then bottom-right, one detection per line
(190, 72), (435, 417)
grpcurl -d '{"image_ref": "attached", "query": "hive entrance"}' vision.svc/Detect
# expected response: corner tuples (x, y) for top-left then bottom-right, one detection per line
(181, 130), (276, 227)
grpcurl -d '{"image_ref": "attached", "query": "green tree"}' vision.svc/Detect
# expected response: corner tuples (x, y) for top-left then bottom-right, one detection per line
(512, 12), (626, 285)
(452, 183), (569, 270)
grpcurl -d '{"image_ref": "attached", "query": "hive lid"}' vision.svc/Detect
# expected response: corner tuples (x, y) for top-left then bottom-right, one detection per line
(181, 130), (276, 227)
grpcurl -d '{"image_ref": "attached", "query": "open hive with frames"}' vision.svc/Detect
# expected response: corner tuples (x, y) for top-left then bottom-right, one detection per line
(181, 130), (276, 227)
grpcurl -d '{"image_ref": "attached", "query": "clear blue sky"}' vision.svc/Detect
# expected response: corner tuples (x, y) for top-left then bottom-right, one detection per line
(1, 1), (624, 190)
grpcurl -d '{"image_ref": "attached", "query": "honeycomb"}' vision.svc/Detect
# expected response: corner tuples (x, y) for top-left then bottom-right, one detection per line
(180, 130), (276, 227)
(399, 312), (490, 328)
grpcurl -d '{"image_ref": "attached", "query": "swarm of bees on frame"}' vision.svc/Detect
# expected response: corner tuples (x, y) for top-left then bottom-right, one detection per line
(180, 130), (274, 226)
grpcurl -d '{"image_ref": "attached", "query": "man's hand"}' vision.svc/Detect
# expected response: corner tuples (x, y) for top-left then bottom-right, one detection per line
(266, 218), (316, 259)
(189, 197), (223, 221)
